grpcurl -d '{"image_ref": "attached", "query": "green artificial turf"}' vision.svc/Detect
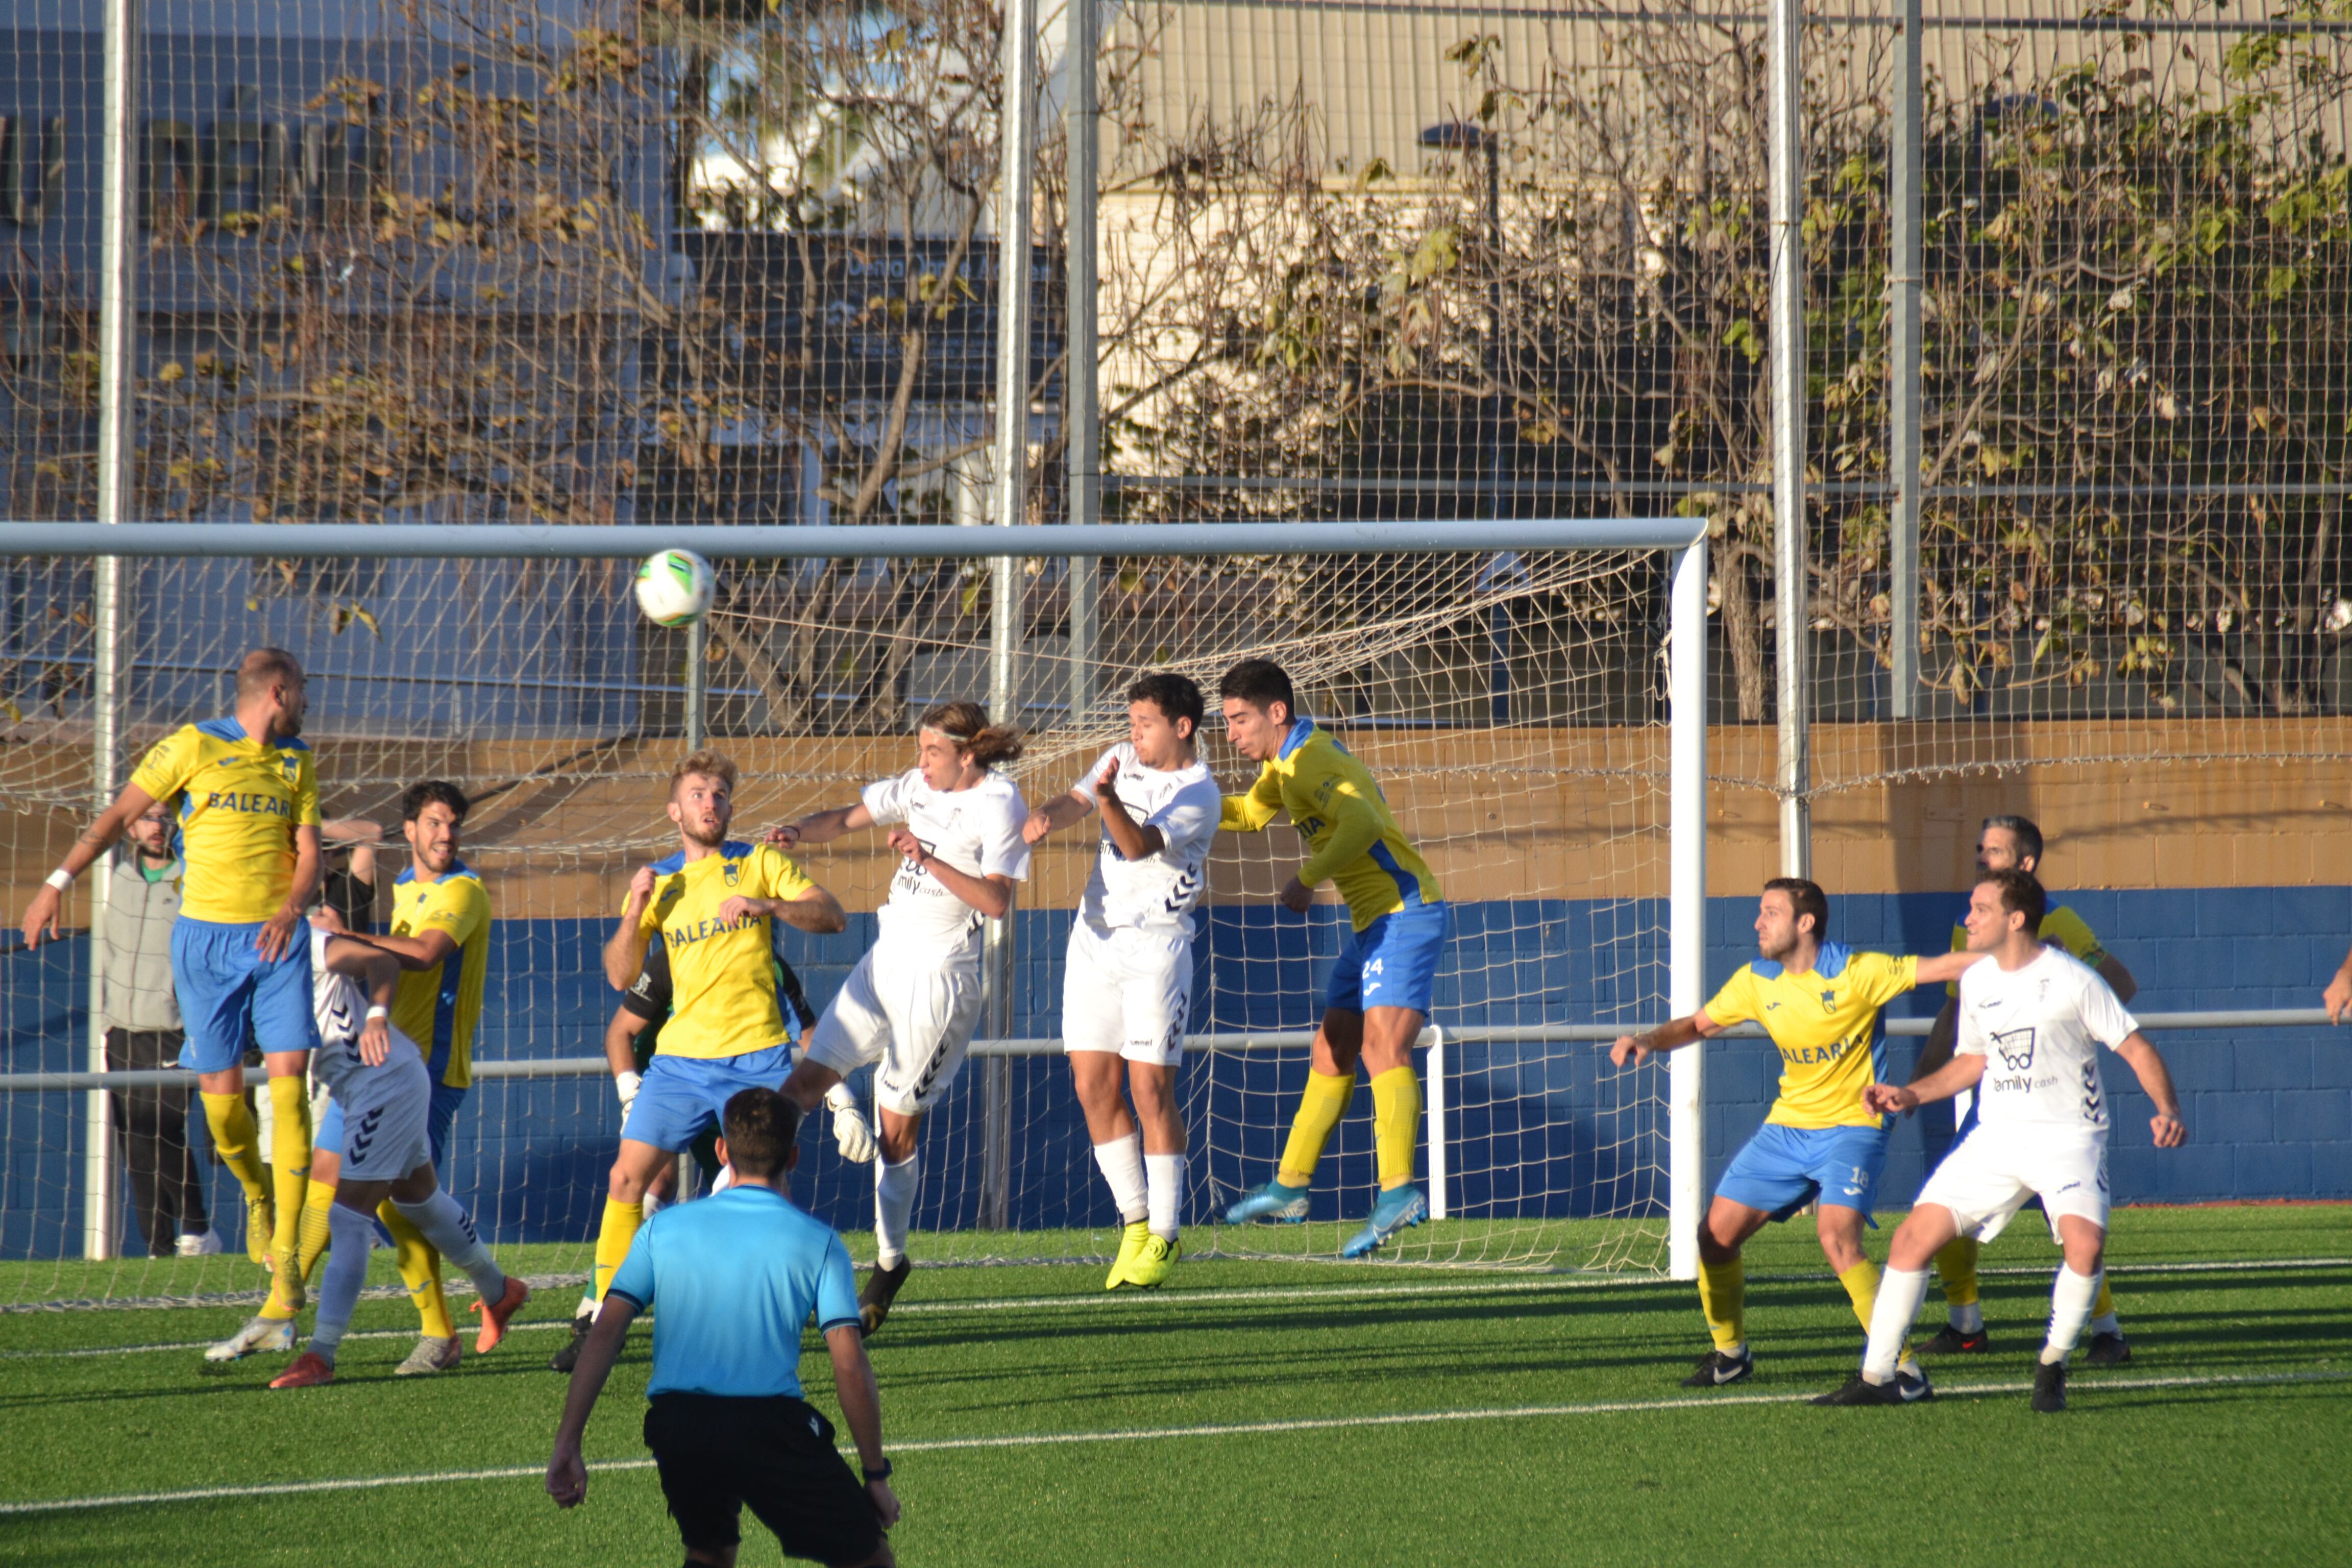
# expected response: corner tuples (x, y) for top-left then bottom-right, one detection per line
(2, 1204), (2346, 1566)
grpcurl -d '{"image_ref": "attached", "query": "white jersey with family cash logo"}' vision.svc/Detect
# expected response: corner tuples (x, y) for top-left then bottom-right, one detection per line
(860, 768), (1032, 951)
(1954, 946), (2137, 1136)
(1069, 744), (1220, 933)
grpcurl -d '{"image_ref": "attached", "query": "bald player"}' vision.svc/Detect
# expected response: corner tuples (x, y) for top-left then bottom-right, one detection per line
(21, 649), (323, 1297)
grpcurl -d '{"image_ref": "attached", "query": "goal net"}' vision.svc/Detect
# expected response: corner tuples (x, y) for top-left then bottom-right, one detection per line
(0, 525), (1705, 1307)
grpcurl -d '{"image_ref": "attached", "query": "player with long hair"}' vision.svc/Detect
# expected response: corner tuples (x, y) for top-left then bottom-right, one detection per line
(774, 702), (1032, 1334)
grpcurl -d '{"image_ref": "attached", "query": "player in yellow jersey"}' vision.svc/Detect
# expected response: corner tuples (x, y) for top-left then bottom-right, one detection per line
(1214, 659), (1449, 1259)
(20, 649), (322, 1297)
(587, 750), (846, 1324)
(1910, 814), (2140, 1364)
(1611, 879), (1983, 1391)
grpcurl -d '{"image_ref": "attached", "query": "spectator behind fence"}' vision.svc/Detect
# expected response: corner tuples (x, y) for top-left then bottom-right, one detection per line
(105, 799), (217, 1257)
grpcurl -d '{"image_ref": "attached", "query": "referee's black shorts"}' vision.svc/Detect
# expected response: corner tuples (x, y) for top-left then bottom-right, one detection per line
(645, 1392), (884, 1565)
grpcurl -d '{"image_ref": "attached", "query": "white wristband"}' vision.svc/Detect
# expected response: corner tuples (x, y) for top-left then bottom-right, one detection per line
(45, 868), (74, 892)
(364, 1005), (388, 1021)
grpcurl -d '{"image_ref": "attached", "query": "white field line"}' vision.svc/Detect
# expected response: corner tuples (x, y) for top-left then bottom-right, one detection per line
(4, 1367), (2346, 1517)
(13, 1248), (2349, 1317)
(6, 1255), (2348, 1362)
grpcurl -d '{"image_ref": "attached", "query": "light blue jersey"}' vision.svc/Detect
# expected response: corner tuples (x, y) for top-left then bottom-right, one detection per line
(605, 1185), (861, 1399)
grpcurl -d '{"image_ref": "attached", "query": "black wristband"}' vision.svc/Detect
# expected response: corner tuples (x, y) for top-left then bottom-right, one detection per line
(863, 1459), (892, 1484)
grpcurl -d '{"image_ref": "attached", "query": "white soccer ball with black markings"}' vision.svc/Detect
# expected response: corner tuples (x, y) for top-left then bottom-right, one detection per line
(633, 549), (716, 627)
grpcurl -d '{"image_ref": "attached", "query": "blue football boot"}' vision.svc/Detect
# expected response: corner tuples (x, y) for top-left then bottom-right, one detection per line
(1223, 1179), (1311, 1224)
(1340, 1185), (1428, 1258)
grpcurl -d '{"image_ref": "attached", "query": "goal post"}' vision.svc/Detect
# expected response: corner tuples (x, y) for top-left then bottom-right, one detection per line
(0, 517), (1707, 1295)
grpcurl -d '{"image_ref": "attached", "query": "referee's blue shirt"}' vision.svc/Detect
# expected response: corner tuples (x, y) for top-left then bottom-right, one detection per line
(605, 1184), (862, 1399)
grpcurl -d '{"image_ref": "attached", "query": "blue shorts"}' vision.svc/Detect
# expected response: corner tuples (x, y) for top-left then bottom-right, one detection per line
(621, 1044), (795, 1153)
(315, 1080), (467, 1170)
(1716, 1121), (1890, 1223)
(1323, 902), (1450, 1017)
(172, 917), (320, 1074)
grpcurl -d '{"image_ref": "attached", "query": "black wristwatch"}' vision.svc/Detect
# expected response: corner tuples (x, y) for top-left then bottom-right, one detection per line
(863, 1458), (893, 1484)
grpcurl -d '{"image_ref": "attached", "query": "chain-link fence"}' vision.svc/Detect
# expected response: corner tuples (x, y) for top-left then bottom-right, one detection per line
(3, 1), (2348, 1282)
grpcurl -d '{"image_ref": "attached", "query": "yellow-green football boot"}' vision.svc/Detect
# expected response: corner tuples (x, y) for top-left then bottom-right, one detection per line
(1106, 1220), (1149, 1290)
(1122, 1233), (1180, 1290)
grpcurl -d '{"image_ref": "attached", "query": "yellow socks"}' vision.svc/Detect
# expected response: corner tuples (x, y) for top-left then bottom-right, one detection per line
(593, 1198), (645, 1301)
(1697, 1257), (1746, 1352)
(1935, 1236), (1981, 1306)
(1369, 1066), (1420, 1191)
(1837, 1259), (1881, 1332)
(201, 1090), (272, 1265)
(379, 1199), (454, 1339)
(1276, 1070), (1356, 1188)
(2093, 1277), (2117, 1321)
(200, 1091), (269, 1201)
(266, 1077), (312, 1284)
(262, 1179), (339, 1320)
(296, 1181), (337, 1284)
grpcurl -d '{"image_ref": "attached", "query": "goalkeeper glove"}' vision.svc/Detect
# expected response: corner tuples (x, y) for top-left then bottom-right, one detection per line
(615, 1070), (642, 1117)
(826, 1082), (876, 1163)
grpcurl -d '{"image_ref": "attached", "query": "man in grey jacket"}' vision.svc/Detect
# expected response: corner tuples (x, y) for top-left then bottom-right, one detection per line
(105, 799), (217, 1256)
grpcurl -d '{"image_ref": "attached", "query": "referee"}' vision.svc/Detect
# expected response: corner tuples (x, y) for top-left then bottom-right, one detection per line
(548, 1088), (900, 1568)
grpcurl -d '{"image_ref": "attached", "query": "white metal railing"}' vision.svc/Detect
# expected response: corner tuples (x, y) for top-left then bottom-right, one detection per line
(6, 1007), (2333, 1239)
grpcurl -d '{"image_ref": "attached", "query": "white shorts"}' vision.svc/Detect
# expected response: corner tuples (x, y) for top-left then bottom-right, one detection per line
(332, 1051), (434, 1182)
(805, 942), (983, 1116)
(1062, 921), (1193, 1067)
(1915, 1122), (2110, 1244)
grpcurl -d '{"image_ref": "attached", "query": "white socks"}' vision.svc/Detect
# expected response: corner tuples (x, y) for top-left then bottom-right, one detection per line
(1862, 1266), (1932, 1383)
(393, 1188), (507, 1304)
(2044, 1267), (2103, 1365)
(1093, 1135), (1148, 1226)
(1145, 1152), (1185, 1242)
(311, 1203), (376, 1364)
(2089, 1310), (2121, 1337)
(875, 1154), (919, 1269)
(1949, 1300), (1984, 1335)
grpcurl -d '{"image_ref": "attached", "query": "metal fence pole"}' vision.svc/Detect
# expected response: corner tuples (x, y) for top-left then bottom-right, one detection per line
(1889, 0), (1924, 719)
(684, 619), (707, 749)
(981, 0), (1040, 1233)
(1064, 0), (1099, 725)
(1668, 541), (1708, 1282)
(82, 0), (143, 1263)
(1768, 0), (1810, 878)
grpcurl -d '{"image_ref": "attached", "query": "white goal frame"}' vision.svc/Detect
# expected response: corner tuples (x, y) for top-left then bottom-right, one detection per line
(9, 517), (1709, 1280)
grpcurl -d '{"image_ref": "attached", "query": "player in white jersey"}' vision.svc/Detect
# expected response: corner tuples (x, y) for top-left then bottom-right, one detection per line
(775, 701), (1032, 1334)
(1022, 673), (1220, 1290)
(1818, 869), (2186, 1413)
(208, 919), (529, 1384)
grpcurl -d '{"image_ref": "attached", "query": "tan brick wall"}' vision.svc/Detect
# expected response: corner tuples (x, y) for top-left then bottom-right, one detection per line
(8, 722), (2348, 924)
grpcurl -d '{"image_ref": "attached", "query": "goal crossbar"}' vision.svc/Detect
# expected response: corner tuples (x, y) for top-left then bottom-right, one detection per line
(0, 519), (1704, 560)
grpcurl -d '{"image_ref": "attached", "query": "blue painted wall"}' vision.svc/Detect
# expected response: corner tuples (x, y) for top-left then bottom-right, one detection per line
(5, 888), (2347, 1258)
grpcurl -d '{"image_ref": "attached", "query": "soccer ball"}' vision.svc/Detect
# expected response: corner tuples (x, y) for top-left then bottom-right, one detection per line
(633, 549), (715, 627)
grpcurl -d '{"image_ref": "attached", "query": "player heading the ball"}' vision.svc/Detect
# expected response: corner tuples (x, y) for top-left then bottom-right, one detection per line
(1024, 672), (1220, 1290)
(1216, 659), (1450, 1260)
(20, 647), (323, 1285)
(1818, 869), (2186, 1413)
(1611, 878), (1983, 1393)
(588, 751), (848, 1318)
(774, 702), (1033, 1335)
